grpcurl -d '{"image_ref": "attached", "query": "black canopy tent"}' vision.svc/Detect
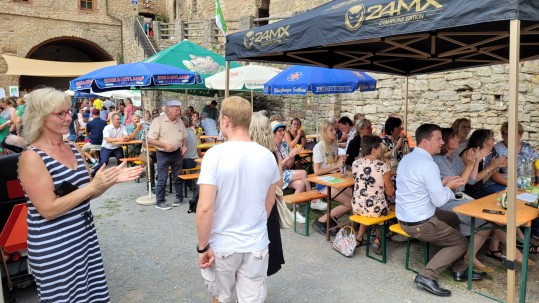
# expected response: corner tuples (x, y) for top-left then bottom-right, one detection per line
(226, 0), (539, 74)
(226, 1), (539, 302)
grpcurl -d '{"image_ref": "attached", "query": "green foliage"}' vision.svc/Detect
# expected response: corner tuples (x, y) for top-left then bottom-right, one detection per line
(155, 13), (169, 23)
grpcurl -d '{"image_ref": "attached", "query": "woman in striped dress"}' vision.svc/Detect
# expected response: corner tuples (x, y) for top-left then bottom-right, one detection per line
(18, 88), (142, 303)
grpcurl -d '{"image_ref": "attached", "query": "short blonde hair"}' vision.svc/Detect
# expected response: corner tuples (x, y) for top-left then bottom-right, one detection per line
(500, 121), (524, 135)
(221, 96), (251, 129)
(22, 88), (71, 144)
(249, 112), (274, 151)
(354, 118), (371, 133)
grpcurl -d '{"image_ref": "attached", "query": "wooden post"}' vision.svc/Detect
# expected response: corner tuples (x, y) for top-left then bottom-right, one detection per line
(403, 76), (409, 133)
(225, 61), (230, 98)
(506, 18), (520, 303)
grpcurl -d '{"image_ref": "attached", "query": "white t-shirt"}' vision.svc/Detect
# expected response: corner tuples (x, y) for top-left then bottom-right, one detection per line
(101, 124), (128, 149)
(313, 142), (339, 170)
(198, 141), (280, 252)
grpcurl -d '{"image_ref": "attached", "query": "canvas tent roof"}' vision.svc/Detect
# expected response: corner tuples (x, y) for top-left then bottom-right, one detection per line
(2, 54), (115, 77)
(226, 0), (539, 75)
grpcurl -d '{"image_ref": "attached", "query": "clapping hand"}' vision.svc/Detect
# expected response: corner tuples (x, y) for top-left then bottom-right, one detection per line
(116, 161), (144, 183)
(461, 148), (476, 166)
(442, 176), (465, 190)
(491, 156), (508, 169)
(289, 147), (301, 158)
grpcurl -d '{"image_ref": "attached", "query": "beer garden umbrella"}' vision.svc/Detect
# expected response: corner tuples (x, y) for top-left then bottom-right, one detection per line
(143, 39), (241, 99)
(263, 65), (377, 134)
(204, 64), (282, 107)
(69, 62), (202, 205)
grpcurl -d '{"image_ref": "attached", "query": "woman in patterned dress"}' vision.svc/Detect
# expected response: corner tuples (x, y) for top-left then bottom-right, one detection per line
(352, 135), (395, 251)
(18, 88), (142, 303)
(272, 121), (327, 219)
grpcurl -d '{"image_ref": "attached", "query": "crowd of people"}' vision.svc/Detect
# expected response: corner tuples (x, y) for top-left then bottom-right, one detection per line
(6, 86), (539, 302)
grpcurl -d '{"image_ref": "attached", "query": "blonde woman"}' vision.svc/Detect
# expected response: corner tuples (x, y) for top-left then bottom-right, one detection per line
(18, 88), (142, 303)
(249, 112), (285, 276)
(313, 119), (353, 235)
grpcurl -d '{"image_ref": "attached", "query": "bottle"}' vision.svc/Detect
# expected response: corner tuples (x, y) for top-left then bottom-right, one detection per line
(341, 157), (346, 177)
(517, 159), (524, 189)
(525, 158), (535, 190)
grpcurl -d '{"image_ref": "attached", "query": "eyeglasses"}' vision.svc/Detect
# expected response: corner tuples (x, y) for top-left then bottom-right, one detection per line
(52, 108), (74, 120)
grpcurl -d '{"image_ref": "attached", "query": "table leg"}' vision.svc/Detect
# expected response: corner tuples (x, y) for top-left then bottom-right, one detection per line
(326, 187), (332, 242)
(519, 226), (532, 303)
(468, 217), (475, 290)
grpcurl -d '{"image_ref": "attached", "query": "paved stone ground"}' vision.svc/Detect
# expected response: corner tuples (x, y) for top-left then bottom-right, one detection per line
(10, 179), (537, 302)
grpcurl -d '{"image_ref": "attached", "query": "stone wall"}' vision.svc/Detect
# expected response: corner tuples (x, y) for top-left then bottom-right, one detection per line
(0, 0), (157, 92)
(250, 60), (539, 146)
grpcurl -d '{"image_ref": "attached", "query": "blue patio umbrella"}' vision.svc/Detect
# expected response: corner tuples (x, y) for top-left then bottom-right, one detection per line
(69, 62), (202, 205)
(69, 62), (201, 92)
(264, 65), (376, 133)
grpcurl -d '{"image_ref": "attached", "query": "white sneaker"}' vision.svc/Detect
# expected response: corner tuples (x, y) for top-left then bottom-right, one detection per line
(294, 211), (306, 224)
(310, 199), (327, 211)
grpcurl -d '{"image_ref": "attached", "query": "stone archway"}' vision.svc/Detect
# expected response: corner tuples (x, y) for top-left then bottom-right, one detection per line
(20, 37), (113, 91)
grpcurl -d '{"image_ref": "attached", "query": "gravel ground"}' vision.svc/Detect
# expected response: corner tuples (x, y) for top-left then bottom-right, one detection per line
(11, 179), (535, 302)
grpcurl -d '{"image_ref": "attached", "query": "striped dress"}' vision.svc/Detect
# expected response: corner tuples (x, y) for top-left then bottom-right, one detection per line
(24, 144), (110, 303)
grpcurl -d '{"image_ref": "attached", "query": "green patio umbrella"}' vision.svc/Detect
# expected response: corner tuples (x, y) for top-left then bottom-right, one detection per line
(143, 39), (241, 96)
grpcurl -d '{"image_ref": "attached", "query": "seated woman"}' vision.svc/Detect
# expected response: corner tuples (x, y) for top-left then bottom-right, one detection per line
(345, 118), (373, 167)
(484, 122), (539, 194)
(382, 116), (408, 173)
(434, 128), (506, 273)
(484, 122), (539, 255)
(312, 119), (353, 235)
(451, 118), (472, 155)
(462, 129), (506, 199)
(284, 118), (307, 148)
(272, 121), (327, 220)
(351, 135), (394, 254)
(460, 129), (531, 264)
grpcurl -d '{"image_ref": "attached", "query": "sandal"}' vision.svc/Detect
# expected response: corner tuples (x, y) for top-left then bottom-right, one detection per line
(372, 237), (382, 255)
(529, 244), (539, 254)
(356, 239), (367, 247)
(486, 248), (507, 262)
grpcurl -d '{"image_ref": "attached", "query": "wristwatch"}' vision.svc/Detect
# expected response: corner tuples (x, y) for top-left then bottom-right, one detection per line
(197, 243), (210, 253)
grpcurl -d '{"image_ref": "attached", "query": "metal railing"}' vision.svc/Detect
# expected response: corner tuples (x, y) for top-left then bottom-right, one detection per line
(134, 16), (157, 57)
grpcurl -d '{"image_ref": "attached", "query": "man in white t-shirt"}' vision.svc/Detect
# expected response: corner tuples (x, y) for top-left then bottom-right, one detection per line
(92, 112), (128, 176)
(196, 96), (280, 303)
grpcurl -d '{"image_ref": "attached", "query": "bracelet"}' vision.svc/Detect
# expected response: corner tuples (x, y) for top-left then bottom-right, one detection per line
(197, 243), (210, 253)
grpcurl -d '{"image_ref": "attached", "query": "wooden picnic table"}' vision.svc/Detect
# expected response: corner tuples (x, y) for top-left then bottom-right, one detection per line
(453, 192), (539, 302)
(197, 142), (220, 149)
(199, 135), (219, 140)
(306, 172), (354, 241)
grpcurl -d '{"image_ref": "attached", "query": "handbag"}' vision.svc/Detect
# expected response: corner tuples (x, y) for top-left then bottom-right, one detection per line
(332, 226), (357, 257)
(275, 187), (294, 229)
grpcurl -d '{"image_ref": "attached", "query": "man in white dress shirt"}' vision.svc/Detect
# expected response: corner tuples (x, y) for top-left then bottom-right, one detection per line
(396, 123), (486, 297)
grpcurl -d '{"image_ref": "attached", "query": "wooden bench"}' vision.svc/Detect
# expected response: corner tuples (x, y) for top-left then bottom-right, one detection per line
(179, 166), (201, 196)
(349, 210), (396, 263)
(283, 190), (327, 236)
(389, 223), (430, 273)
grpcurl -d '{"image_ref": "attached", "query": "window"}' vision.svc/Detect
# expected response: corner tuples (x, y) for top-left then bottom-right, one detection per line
(80, 0), (94, 11)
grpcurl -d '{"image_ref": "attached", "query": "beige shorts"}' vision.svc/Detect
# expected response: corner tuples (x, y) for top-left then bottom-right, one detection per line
(201, 248), (269, 303)
(82, 143), (101, 152)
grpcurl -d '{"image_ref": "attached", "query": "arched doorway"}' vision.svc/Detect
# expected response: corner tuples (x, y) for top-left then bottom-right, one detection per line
(21, 37), (113, 91)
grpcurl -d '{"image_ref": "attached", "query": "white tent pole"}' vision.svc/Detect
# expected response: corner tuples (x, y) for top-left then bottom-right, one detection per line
(316, 95), (320, 136)
(225, 61), (230, 98)
(506, 19), (520, 303)
(404, 76), (409, 133)
(135, 92), (156, 205)
(251, 89), (254, 113)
